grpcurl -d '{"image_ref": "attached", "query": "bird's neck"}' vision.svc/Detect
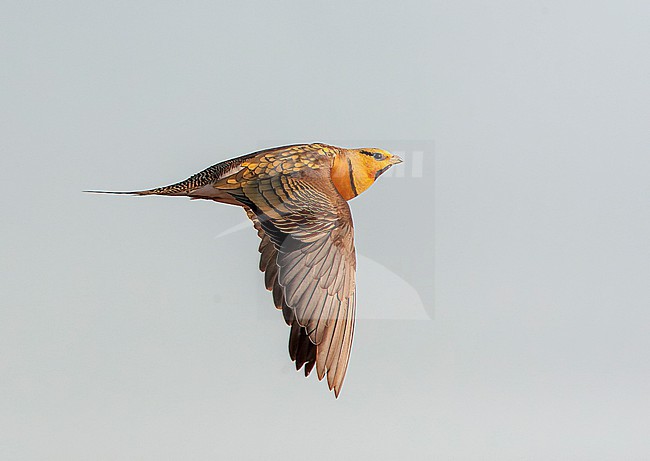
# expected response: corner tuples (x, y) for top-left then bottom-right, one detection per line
(331, 153), (374, 201)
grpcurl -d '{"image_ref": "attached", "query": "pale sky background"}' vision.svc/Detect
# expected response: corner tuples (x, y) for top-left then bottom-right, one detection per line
(1, 1), (649, 460)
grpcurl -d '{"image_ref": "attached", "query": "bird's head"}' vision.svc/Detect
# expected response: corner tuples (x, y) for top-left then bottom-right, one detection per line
(331, 147), (403, 200)
(353, 148), (403, 180)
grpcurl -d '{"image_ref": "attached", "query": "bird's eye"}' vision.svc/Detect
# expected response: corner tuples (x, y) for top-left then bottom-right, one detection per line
(373, 153), (385, 161)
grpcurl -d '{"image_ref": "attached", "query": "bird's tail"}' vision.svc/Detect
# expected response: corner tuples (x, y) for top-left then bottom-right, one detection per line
(84, 151), (260, 198)
(83, 185), (187, 196)
(83, 161), (234, 197)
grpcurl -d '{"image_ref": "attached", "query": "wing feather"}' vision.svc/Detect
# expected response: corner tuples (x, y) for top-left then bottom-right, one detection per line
(236, 145), (356, 396)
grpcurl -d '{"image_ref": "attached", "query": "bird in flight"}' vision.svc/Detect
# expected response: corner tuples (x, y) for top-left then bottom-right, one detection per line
(88, 143), (402, 397)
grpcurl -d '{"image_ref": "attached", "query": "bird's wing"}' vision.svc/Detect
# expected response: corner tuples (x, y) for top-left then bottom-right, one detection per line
(220, 145), (356, 397)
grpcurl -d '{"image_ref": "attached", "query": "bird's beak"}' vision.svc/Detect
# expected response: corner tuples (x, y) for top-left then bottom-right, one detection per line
(390, 155), (403, 165)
